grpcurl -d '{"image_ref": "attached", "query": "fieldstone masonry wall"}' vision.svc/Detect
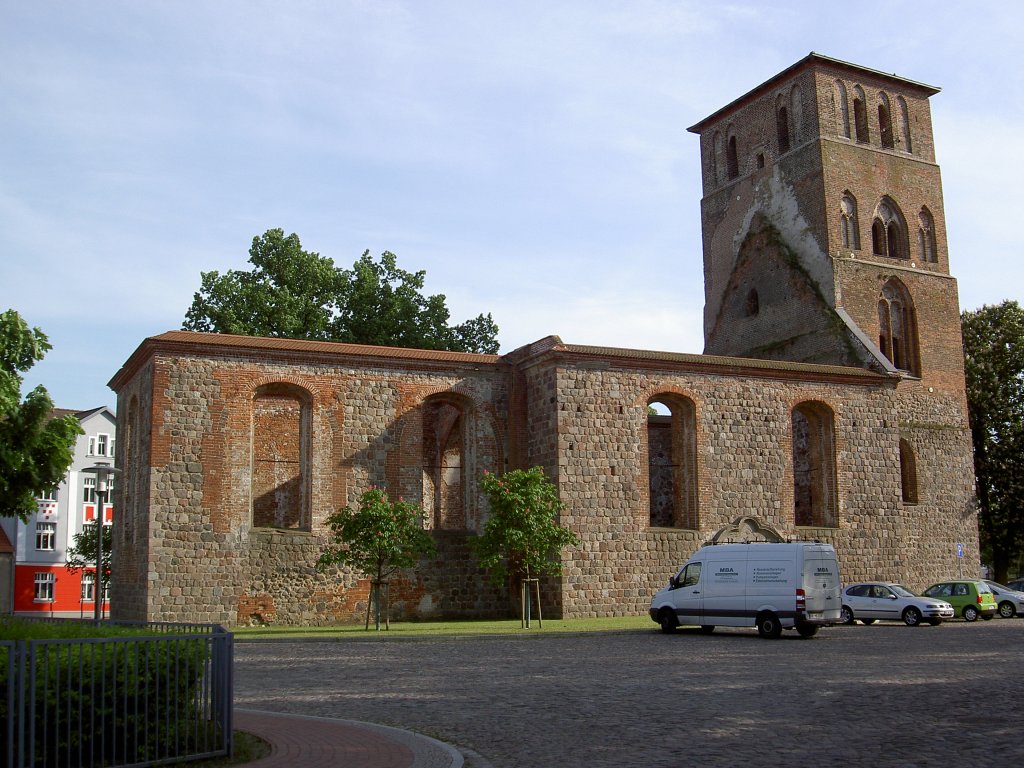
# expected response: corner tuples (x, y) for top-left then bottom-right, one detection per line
(109, 54), (978, 625)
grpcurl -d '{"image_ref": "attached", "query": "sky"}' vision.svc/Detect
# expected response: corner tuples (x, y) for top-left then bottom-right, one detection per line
(2, 1), (1022, 411)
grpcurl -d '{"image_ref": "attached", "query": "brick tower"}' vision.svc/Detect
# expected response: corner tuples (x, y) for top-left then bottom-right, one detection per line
(687, 53), (973, 566)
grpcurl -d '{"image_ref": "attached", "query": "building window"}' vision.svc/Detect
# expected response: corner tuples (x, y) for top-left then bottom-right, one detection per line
(81, 571), (95, 602)
(878, 93), (895, 149)
(726, 135), (739, 180)
(792, 402), (838, 528)
(251, 383), (311, 531)
(871, 198), (908, 260)
(776, 103), (791, 154)
(96, 434), (108, 456)
(647, 395), (698, 530)
(83, 476), (96, 503)
(840, 193), (860, 250)
(835, 80), (850, 138)
(899, 439), (919, 504)
(878, 278), (920, 375)
(853, 87), (869, 143)
(897, 96), (912, 153)
(744, 289), (760, 317)
(918, 207), (937, 263)
(34, 572), (55, 602)
(710, 131), (721, 185)
(35, 522), (56, 550)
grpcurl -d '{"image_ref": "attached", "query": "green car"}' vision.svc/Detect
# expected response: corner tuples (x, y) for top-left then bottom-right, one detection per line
(922, 580), (998, 621)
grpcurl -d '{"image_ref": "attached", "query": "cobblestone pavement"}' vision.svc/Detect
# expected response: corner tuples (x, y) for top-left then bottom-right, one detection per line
(234, 620), (1022, 768)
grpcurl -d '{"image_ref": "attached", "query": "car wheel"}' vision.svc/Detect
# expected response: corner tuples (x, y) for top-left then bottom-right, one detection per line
(998, 601), (1016, 619)
(962, 605), (979, 622)
(756, 612), (782, 639)
(902, 607), (922, 626)
(839, 605), (855, 625)
(700, 625), (715, 634)
(658, 608), (678, 634)
(860, 618), (876, 625)
(795, 623), (819, 638)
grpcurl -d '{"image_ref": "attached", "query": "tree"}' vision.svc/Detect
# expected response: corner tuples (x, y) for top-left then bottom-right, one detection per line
(472, 467), (580, 622)
(962, 300), (1024, 582)
(0, 309), (82, 521)
(66, 522), (113, 606)
(317, 488), (436, 630)
(184, 229), (500, 354)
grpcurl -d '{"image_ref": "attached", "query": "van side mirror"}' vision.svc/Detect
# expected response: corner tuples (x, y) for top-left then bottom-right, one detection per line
(669, 576), (679, 589)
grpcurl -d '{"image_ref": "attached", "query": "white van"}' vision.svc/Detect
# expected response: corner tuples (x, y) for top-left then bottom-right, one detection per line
(649, 542), (842, 638)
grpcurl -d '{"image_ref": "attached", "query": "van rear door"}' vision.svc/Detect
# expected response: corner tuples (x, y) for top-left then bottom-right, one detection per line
(801, 548), (841, 621)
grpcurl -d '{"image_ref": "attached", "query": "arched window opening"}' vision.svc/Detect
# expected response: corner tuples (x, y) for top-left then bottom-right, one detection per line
(853, 87), (869, 143)
(251, 383), (311, 530)
(835, 80), (850, 138)
(918, 207), (937, 263)
(897, 96), (912, 153)
(647, 395), (698, 530)
(726, 135), (739, 179)
(776, 104), (791, 154)
(422, 398), (467, 531)
(899, 438), (919, 504)
(710, 131), (721, 185)
(878, 93), (895, 149)
(872, 198), (908, 259)
(792, 402), (838, 528)
(744, 288), (760, 317)
(877, 278), (920, 375)
(840, 192), (860, 250)
(790, 87), (803, 144)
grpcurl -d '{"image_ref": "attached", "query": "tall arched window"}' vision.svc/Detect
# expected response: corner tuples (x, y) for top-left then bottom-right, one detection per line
(726, 134), (739, 179)
(878, 92), (895, 149)
(897, 95), (912, 153)
(647, 395), (698, 529)
(918, 207), (937, 263)
(710, 131), (721, 185)
(899, 438), (919, 504)
(840, 192), (860, 250)
(853, 86), (869, 143)
(251, 383), (311, 530)
(871, 197), (908, 260)
(776, 98), (791, 154)
(422, 396), (468, 530)
(792, 402), (838, 528)
(790, 86), (803, 144)
(834, 80), (850, 138)
(877, 278), (920, 375)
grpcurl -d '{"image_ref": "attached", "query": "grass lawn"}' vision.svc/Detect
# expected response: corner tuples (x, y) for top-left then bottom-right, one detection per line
(233, 614), (652, 640)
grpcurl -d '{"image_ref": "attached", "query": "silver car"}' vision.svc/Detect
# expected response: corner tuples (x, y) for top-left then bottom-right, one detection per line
(840, 582), (954, 626)
(982, 580), (1024, 618)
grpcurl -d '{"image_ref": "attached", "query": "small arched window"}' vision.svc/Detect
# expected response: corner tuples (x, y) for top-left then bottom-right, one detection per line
(647, 395), (698, 530)
(710, 131), (721, 185)
(745, 289), (760, 317)
(878, 92), (895, 149)
(792, 402), (838, 528)
(853, 86), (869, 143)
(726, 134), (739, 179)
(918, 207), (937, 263)
(840, 192), (860, 250)
(251, 383), (312, 531)
(835, 80), (850, 138)
(897, 96), (912, 153)
(871, 198), (908, 260)
(899, 438), (919, 504)
(776, 101), (791, 154)
(877, 278), (919, 375)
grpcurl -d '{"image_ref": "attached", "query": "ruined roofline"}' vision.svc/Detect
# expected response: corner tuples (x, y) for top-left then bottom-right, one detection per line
(108, 330), (501, 391)
(687, 51), (940, 135)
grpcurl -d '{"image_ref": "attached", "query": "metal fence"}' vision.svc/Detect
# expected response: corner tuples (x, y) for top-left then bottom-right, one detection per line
(1, 620), (232, 768)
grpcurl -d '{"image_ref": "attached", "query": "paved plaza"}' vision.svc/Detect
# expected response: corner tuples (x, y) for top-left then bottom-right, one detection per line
(234, 619), (1021, 767)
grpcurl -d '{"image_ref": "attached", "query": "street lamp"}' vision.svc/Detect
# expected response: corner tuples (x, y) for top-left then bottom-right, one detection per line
(82, 462), (120, 621)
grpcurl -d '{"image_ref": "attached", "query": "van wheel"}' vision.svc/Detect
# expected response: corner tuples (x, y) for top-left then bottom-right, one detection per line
(795, 623), (819, 638)
(658, 609), (678, 634)
(756, 612), (782, 639)
(998, 601), (1016, 618)
(962, 605), (979, 622)
(902, 607), (922, 626)
(839, 605), (855, 625)
(700, 625), (715, 634)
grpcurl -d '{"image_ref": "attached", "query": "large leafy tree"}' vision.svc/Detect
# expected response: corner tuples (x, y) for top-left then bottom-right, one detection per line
(317, 488), (436, 630)
(184, 229), (500, 354)
(0, 309), (82, 521)
(472, 467), (580, 621)
(962, 300), (1024, 582)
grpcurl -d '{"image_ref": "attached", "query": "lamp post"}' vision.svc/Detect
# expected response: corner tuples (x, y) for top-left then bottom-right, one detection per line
(82, 462), (119, 621)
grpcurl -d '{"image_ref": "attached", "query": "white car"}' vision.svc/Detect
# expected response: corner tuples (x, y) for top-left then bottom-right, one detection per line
(840, 582), (954, 627)
(982, 580), (1024, 618)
